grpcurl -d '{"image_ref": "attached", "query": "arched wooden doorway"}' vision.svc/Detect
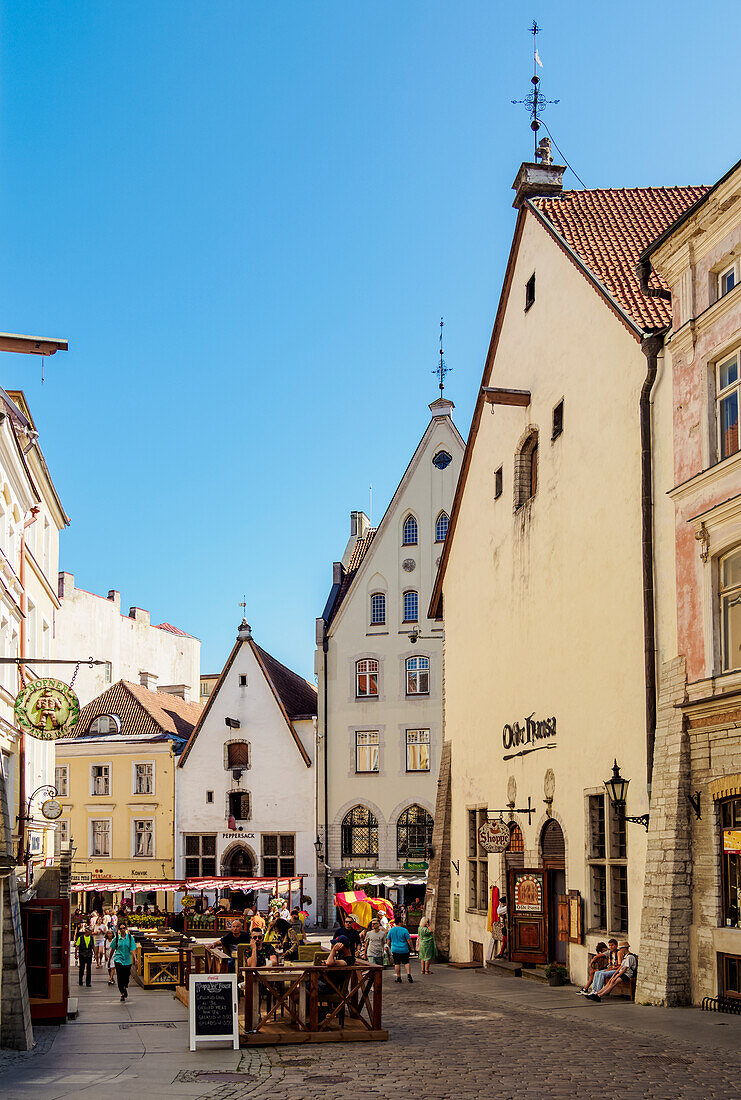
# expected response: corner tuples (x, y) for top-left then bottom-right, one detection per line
(540, 820), (567, 965)
(221, 844), (255, 877)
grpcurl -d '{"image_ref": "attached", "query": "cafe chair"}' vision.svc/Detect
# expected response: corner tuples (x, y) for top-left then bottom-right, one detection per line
(317, 968), (352, 1028)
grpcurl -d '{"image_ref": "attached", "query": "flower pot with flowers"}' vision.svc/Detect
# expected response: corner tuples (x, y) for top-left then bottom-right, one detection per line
(545, 963), (569, 986)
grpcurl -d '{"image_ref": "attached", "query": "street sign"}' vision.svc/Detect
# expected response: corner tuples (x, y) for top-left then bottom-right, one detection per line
(478, 818), (511, 853)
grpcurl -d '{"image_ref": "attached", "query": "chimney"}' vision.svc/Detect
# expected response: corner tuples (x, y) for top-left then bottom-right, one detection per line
(350, 511), (370, 539)
(107, 589), (121, 610)
(158, 684), (190, 702)
(129, 606), (150, 626)
(139, 671), (158, 691)
(512, 156), (565, 209)
(58, 571), (74, 599)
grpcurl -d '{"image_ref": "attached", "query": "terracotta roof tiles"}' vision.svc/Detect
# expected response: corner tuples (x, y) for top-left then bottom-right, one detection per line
(533, 186), (709, 330)
(67, 679), (202, 741)
(327, 528), (377, 625)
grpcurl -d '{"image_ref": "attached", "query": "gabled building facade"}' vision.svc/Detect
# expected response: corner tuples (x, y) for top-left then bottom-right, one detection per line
(316, 399), (464, 924)
(429, 160), (705, 978)
(177, 621), (317, 917)
(55, 679), (201, 909)
(637, 157), (741, 1005)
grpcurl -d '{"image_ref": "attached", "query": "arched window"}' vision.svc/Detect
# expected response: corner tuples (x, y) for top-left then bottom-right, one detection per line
(226, 742), (250, 769)
(435, 511), (449, 542)
(514, 430), (539, 508)
(721, 547), (741, 671)
(402, 514), (418, 545)
(370, 592), (386, 625)
(397, 805), (434, 859)
(403, 590), (418, 622)
(406, 655), (429, 695)
(356, 659), (379, 697)
(341, 805), (379, 858)
(88, 714), (120, 735)
(505, 822), (525, 869)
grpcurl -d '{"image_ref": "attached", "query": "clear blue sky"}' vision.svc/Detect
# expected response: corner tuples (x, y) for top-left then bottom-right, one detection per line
(0, 1), (734, 679)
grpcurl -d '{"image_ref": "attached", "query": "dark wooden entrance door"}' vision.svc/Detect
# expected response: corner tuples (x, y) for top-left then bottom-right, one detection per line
(21, 898), (69, 1023)
(509, 868), (548, 965)
(541, 820), (567, 965)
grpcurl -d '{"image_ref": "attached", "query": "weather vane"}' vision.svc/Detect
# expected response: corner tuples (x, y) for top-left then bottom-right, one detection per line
(433, 317), (451, 397)
(511, 21), (559, 159)
(239, 596), (246, 616)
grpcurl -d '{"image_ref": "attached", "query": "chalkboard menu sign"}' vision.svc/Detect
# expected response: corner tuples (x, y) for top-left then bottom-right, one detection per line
(189, 974), (239, 1051)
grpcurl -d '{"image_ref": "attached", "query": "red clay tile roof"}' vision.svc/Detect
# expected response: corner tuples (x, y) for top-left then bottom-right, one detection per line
(66, 680), (202, 741)
(327, 528), (377, 625)
(533, 187), (709, 330)
(154, 622), (197, 639)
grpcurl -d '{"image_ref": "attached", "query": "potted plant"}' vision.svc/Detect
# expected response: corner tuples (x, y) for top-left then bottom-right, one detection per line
(545, 963), (569, 987)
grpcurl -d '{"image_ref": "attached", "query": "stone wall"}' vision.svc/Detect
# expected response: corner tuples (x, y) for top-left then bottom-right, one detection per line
(0, 773), (33, 1050)
(424, 740), (451, 957)
(636, 656), (692, 1005)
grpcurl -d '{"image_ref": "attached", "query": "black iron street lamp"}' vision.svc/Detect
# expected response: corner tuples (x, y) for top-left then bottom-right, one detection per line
(603, 760), (649, 831)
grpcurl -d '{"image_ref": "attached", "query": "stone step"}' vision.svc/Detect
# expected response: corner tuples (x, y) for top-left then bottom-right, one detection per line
(485, 958), (523, 977)
(520, 966), (549, 984)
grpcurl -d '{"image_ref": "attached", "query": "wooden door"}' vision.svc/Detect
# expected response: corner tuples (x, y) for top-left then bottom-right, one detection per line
(509, 868), (547, 965)
(22, 898), (70, 1023)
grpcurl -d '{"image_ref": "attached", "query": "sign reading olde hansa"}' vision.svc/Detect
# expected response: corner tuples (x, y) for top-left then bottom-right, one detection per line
(478, 818), (511, 853)
(502, 713), (557, 752)
(15, 678), (80, 740)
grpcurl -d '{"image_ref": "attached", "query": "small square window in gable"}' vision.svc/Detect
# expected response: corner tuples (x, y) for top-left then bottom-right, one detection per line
(525, 273), (535, 311)
(239, 674), (247, 687)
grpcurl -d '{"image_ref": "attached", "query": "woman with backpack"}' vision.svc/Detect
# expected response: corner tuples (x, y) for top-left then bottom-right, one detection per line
(110, 919), (137, 1002)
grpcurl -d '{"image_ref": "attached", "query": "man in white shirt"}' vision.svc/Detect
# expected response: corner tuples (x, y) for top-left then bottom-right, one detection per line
(279, 904), (291, 921)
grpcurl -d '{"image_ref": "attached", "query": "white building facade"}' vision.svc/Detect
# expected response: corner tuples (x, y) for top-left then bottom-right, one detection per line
(315, 398), (464, 923)
(55, 574), (200, 705)
(176, 622), (318, 918)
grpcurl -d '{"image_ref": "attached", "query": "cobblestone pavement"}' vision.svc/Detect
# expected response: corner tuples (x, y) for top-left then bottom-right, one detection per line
(2, 964), (741, 1099)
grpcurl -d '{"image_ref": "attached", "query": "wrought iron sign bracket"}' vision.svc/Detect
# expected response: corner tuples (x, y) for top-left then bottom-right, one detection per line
(620, 809), (650, 831)
(688, 791), (701, 820)
(488, 795), (536, 825)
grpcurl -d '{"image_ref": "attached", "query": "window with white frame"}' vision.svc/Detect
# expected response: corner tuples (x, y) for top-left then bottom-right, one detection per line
(435, 512), (449, 542)
(370, 592), (386, 625)
(718, 261), (738, 300)
(718, 353), (740, 461)
(90, 818), (110, 857)
(133, 762), (154, 795)
(406, 728), (430, 771)
(55, 764), (68, 797)
(133, 818), (154, 858)
(355, 730), (379, 773)
(90, 764), (110, 796)
(403, 590), (418, 622)
(406, 655), (429, 695)
(54, 818), (69, 856)
(356, 658), (379, 697)
(88, 714), (120, 736)
(402, 514), (418, 545)
(586, 792), (627, 933)
(721, 547), (741, 673)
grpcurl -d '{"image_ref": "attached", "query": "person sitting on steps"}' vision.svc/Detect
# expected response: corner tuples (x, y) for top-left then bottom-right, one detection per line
(577, 941), (609, 995)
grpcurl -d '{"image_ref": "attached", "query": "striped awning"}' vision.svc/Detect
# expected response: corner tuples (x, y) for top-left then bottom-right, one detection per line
(70, 875), (303, 893)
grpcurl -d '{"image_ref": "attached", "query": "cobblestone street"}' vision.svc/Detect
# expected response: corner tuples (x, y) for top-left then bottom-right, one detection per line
(1, 962), (740, 1099)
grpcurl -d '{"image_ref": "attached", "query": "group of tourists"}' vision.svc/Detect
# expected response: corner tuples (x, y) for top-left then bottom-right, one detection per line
(73, 911), (137, 1002)
(577, 938), (637, 1001)
(218, 903), (307, 970)
(330, 909), (437, 981)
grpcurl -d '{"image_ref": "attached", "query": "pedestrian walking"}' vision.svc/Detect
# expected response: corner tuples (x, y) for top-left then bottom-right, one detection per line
(386, 918), (414, 983)
(91, 911), (106, 968)
(75, 922), (94, 988)
(110, 919), (137, 1002)
(418, 916), (437, 975)
(364, 918), (386, 967)
(105, 926), (116, 985)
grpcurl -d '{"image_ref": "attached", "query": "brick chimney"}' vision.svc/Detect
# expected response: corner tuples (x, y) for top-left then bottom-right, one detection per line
(158, 684), (190, 702)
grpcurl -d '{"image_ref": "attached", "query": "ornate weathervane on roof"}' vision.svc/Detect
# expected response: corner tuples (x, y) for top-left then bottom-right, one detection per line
(511, 21), (560, 160)
(433, 317), (451, 398)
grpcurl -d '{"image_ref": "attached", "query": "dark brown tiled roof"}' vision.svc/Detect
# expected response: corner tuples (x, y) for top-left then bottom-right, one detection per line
(534, 187), (709, 329)
(68, 680), (202, 741)
(253, 644), (317, 718)
(328, 528), (377, 625)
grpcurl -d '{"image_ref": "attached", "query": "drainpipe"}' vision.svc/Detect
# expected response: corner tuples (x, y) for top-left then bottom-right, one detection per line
(640, 332), (664, 793)
(322, 633), (329, 927)
(17, 506), (40, 868)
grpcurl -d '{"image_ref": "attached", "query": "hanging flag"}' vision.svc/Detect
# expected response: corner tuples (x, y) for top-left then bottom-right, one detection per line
(534, 49), (543, 68)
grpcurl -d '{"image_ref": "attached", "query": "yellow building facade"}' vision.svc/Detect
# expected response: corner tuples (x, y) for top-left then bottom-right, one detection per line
(55, 680), (201, 909)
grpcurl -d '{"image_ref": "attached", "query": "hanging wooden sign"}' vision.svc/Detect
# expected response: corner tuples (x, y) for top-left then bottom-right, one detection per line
(14, 678), (80, 740)
(478, 818), (511, 853)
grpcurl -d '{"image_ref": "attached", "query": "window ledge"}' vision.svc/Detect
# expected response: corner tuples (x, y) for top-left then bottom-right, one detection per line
(465, 908), (488, 916)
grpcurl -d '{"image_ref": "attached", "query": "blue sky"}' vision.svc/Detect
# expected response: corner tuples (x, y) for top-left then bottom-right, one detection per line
(0, 1), (734, 679)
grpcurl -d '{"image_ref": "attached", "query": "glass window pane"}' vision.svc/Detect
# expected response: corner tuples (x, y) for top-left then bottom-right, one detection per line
(202, 834), (216, 856)
(720, 356), (739, 390)
(201, 857), (216, 876)
(720, 392), (739, 459)
(723, 590), (741, 672)
(722, 549), (741, 589)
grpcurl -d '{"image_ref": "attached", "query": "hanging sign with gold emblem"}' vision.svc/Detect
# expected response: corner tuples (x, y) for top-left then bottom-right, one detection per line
(15, 678), (80, 740)
(478, 818), (511, 854)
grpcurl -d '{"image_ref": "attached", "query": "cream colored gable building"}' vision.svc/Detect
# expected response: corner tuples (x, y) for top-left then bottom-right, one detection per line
(315, 399), (464, 924)
(429, 162), (704, 977)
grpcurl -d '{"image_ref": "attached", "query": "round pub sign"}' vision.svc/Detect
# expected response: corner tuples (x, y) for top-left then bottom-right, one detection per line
(478, 818), (511, 853)
(15, 678), (80, 740)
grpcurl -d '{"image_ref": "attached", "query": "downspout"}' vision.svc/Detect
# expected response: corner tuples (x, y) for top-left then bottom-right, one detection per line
(322, 632), (329, 927)
(640, 332), (665, 793)
(17, 506), (40, 868)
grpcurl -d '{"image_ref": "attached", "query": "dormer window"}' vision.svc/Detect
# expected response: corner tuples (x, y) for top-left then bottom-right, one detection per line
(402, 514), (418, 545)
(88, 714), (120, 736)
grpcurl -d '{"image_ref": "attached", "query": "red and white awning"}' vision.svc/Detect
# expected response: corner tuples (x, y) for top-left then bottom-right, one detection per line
(70, 875), (303, 893)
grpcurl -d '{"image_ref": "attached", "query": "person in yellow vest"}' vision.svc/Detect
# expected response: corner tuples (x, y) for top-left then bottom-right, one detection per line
(75, 921), (94, 988)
